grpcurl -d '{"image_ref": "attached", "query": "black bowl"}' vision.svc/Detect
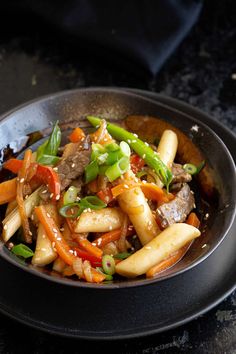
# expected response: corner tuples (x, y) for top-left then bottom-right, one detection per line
(0, 87), (235, 289)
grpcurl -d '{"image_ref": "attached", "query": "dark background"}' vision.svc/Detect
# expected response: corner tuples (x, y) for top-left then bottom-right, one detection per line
(0, 0), (236, 353)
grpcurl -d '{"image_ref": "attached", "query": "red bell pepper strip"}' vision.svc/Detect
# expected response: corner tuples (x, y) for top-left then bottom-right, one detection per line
(97, 187), (114, 204)
(35, 165), (60, 201)
(4, 159), (60, 202)
(74, 248), (102, 267)
(4, 159), (23, 174)
(130, 154), (145, 174)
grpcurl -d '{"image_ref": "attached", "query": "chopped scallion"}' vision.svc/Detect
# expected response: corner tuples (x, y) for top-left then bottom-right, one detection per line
(11, 243), (34, 259)
(105, 156), (129, 182)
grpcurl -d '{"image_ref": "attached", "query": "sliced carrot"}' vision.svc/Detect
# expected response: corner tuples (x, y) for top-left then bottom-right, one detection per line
(111, 183), (137, 198)
(186, 212), (200, 229)
(69, 127), (86, 143)
(17, 149), (33, 243)
(0, 178), (17, 205)
(97, 188), (114, 204)
(140, 183), (174, 204)
(90, 268), (106, 283)
(93, 229), (122, 248)
(111, 181), (174, 204)
(35, 205), (76, 266)
(146, 242), (191, 278)
(75, 237), (103, 258)
(35, 205), (105, 283)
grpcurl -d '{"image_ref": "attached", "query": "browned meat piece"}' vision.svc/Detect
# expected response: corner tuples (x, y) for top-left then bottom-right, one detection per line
(156, 184), (195, 228)
(56, 137), (91, 190)
(171, 163), (192, 184)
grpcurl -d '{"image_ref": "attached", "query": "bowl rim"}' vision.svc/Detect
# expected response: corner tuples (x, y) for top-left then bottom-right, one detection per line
(0, 86), (235, 289)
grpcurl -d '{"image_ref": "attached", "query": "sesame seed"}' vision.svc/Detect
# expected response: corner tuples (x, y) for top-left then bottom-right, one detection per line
(25, 195), (29, 199)
(57, 237), (62, 241)
(60, 227), (64, 232)
(97, 238), (102, 245)
(20, 178), (25, 183)
(87, 208), (92, 213)
(202, 244), (207, 248)
(133, 133), (138, 138)
(145, 246), (151, 250)
(92, 242), (96, 246)
(71, 163), (75, 168)
(124, 184), (129, 189)
(103, 138), (108, 142)
(132, 140), (137, 143)
(41, 248), (46, 252)
(53, 167), (58, 172)
(56, 194), (60, 201)
(8, 242), (14, 249)
(42, 234), (46, 239)
(142, 154), (146, 159)
(69, 249), (74, 254)
(191, 125), (199, 133)
(29, 231), (32, 236)
(74, 250), (77, 256)
(53, 228), (57, 233)
(31, 214), (34, 220)
(127, 139), (131, 143)
(109, 225), (113, 230)
(3, 224), (7, 230)
(50, 193), (54, 199)
(46, 213), (51, 218)
(144, 142), (149, 146)
(52, 242), (56, 248)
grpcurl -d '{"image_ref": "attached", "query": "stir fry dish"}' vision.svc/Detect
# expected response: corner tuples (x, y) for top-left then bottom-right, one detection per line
(0, 116), (206, 283)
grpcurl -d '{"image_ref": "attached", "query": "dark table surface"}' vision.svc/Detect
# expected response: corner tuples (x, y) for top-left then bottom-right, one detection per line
(0, 1), (236, 353)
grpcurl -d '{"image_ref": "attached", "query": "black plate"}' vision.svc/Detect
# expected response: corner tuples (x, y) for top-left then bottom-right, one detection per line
(0, 88), (235, 340)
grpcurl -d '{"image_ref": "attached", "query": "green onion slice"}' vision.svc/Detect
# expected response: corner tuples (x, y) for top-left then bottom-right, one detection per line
(63, 186), (79, 205)
(120, 141), (131, 157)
(60, 196), (106, 218)
(96, 267), (113, 280)
(84, 160), (99, 183)
(105, 156), (129, 182)
(11, 244), (34, 258)
(102, 255), (115, 275)
(183, 163), (197, 175)
(114, 252), (132, 260)
(105, 142), (120, 152)
(79, 196), (107, 210)
(59, 203), (83, 218)
(183, 161), (205, 175)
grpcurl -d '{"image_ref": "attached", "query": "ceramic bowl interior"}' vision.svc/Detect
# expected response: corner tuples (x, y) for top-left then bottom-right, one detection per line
(0, 88), (235, 288)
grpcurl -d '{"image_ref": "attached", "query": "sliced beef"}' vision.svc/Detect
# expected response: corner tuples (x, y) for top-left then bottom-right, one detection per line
(56, 137), (91, 190)
(171, 163), (192, 184)
(156, 183), (195, 228)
